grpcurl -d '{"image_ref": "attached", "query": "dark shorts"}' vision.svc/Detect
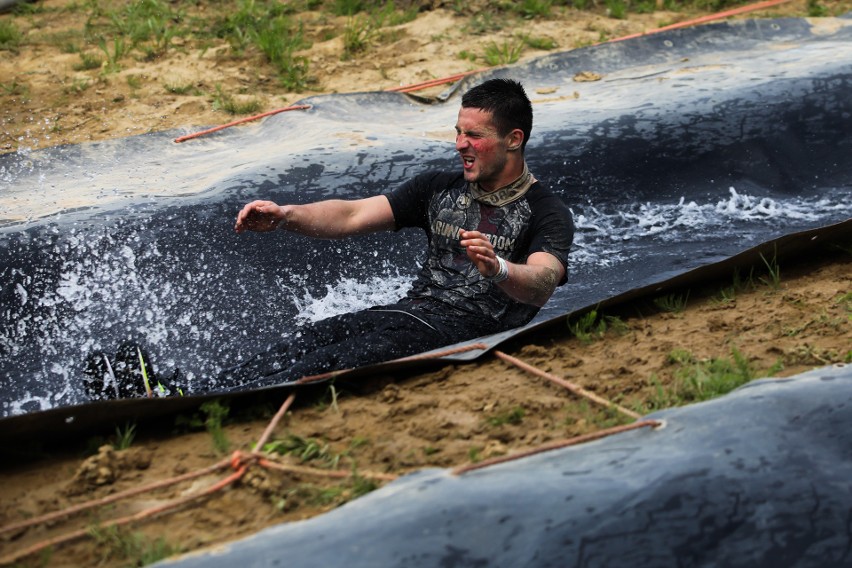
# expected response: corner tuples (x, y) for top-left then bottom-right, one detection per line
(211, 307), (455, 392)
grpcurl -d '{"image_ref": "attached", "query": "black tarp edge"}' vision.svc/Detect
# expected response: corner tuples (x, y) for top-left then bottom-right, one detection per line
(1, 217), (848, 444)
(155, 361), (852, 568)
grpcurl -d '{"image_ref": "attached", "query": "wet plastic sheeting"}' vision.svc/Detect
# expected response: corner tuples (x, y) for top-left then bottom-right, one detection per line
(160, 364), (852, 568)
(1, 18), (851, 416)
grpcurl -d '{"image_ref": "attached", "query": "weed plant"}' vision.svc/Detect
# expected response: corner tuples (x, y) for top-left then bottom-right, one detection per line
(274, 472), (378, 512)
(647, 347), (783, 410)
(113, 422), (137, 450)
(164, 79), (195, 94)
(199, 400), (231, 455)
(567, 400), (633, 430)
(484, 39), (524, 65)
(74, 51), (103, 71)
(486, 406), (525, 426)
(0, 19), (22, 51)
(264, 434), (342, 469)
(759, 249), (781, 290)
(98, 36), (128, 74)
(520, 34), (558, 50)
(212, 85), (263, 115)
(517, 0), (553, 19)
(1, 80), (28, 96)
(653, 291), (689, 313)
(465, 13), (503, 35)
(89, 524), (180, 566)
(606, 0), (628, 19)
(567, 309), (628, 343)
(342, 15), (374, 59)
(64, 77), (91, 94)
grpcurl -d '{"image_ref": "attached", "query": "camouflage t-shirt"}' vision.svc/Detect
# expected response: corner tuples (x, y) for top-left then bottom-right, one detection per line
(386, 170), (574, 335)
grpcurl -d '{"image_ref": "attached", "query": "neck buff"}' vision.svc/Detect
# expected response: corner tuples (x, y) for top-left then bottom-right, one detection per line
(469, 162), (537, 207)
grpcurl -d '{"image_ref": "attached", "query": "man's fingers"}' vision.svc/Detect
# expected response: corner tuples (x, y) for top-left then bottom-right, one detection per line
(235, 201), (280, 233)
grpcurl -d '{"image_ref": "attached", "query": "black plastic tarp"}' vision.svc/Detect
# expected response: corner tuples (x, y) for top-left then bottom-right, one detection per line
(1, 16), (850, 419)
(158, 363), (852, 568)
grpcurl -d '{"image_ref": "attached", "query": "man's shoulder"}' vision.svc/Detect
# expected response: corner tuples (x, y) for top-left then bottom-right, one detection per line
(391, 170), (465, 201)
(412, 170), (465, 190)
(526, 181), (570, 209)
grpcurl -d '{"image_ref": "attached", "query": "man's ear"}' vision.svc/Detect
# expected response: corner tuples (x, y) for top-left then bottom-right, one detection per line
(507, 129), (524, 151)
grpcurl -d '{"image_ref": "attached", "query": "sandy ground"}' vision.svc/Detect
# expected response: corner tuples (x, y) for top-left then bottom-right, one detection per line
(1, 0), (851, 566)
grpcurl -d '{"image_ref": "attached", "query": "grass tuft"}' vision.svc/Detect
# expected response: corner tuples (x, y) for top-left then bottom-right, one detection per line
(654, 291), (689, 313)
(113, 422), (137, 450)
(483, 39), (524, 66)
(89, 524), (180, 566)
(647, 347), (784, 410)
(200, 400), (231, 455)
(0, 19), (22, 51)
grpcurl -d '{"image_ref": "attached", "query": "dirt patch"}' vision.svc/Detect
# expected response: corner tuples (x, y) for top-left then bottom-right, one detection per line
(0, 0), (850, 566)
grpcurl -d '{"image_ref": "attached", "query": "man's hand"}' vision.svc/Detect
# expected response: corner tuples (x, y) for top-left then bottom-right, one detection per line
(460, 230), (564, 307)
(460, 230), (500, 278)
(235, 200), (287, 233)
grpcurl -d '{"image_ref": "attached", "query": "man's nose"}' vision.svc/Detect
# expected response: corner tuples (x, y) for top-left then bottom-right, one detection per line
(456, 134), (468, 150)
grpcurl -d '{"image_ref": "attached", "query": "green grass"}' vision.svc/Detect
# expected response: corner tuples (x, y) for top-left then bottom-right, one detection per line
(89, 525), (180, 566)
(212, 85), (263, 115)
(516, 0), (553, 19)
(567, 309), (630, 343)
(332, 0), (366, 16)
(199, 400), (231, 455)
(274, 472), (379, 512)
(0, 19), (22, 51)
(606, 0), (628, 19)
(74, 51), (103, 71)
(163, 79), (197, 95)
(263, 434), (342, 469)
(484, 39), (524, 66)
(464, 13), (503, 35)
(458, 49), (477, 62)
(567, 400), (634, 430)
(653, 291), (689, 313)
(63, 77), (91, 94)
(486, 406), (525, 426)
(342, 15), (374, 59)
(112, 422), (137, 450)
(646, 347), (783, 410)
(1, 80), (29, 97)
(520, 34), (558, 50)
(98, 35), (128, 74)
(105, 0), (184, 53)
(758, 249), (781, 290)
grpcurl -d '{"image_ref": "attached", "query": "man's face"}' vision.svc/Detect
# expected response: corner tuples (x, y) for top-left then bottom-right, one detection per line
(455, 107), (513, 192)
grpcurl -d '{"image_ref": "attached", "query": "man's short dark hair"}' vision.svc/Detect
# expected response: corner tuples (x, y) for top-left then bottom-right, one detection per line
(461, 78), (533, 151)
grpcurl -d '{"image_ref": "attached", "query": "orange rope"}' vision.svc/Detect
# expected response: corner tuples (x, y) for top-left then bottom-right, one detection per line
(385, 68), (490, 93)
(0, 457), (232, 538)
(0, 464), (248, 565)
(173, 104), (311, 143)
(295, 342), (489, 385)
(611, 0), (794, 43)
(453, 420), (661, 475)
(253, 392), (298, 454)
(493, 350), (643, 420)
(395, 342), (489, 362)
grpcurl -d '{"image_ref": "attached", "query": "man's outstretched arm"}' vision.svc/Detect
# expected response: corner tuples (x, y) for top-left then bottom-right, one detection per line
(460, 230), (564, 307)
(235, 195), (396, 238)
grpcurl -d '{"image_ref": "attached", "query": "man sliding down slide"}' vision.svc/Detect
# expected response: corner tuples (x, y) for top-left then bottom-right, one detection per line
(84, 79), (575, 399)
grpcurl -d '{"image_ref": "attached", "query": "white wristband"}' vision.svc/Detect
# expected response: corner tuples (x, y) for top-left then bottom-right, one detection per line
(488, 256), (509, 283)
